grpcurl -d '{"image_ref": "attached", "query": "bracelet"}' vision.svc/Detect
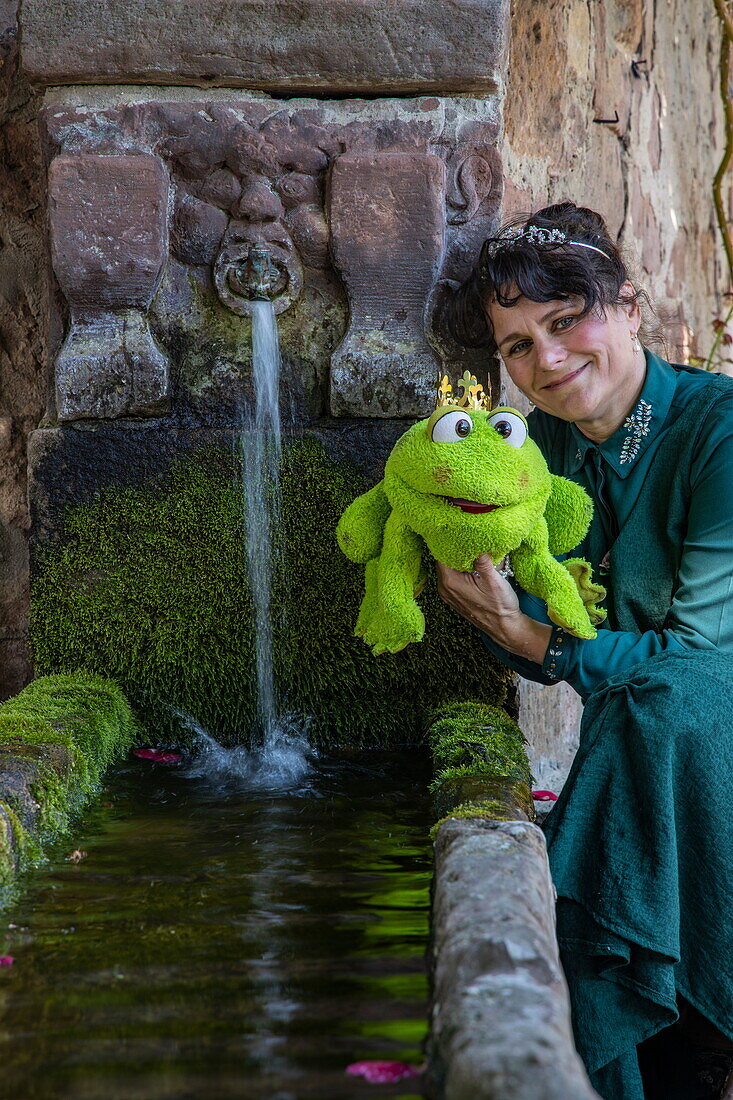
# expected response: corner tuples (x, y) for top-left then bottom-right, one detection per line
(545, 626), (567, 681)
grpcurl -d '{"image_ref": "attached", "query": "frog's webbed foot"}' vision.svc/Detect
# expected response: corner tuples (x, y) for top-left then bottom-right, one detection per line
(360, 600), (425, 655)
(563, 558), (607, 626)
(355, 560), (426, 654)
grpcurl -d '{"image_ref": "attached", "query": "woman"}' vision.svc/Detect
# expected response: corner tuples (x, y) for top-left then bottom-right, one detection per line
(437, 202), (733, 1100)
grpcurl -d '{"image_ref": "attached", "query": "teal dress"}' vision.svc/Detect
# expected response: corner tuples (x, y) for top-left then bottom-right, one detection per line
(484, 351), (733, 1098)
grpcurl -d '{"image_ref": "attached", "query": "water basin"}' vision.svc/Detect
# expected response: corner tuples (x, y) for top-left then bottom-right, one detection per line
(0, 751), (432, 1100)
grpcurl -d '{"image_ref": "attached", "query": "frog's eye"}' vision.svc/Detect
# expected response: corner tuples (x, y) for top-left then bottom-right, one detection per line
(487, 408), (528, 449)
(427, 408), (474, 443)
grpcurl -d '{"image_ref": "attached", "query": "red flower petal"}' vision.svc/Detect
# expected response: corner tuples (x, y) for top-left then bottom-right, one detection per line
(133, 748), (182, 765)
(0, 956), (14, 967)
(346, 1061), (421, 1083)
(532, 789), (558, 801)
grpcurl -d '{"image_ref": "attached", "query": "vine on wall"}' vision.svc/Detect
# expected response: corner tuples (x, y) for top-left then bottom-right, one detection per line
(692, 1), (733, 371)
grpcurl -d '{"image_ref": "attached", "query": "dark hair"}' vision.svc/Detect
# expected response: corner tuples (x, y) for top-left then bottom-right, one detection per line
(446, 202), (651, 350)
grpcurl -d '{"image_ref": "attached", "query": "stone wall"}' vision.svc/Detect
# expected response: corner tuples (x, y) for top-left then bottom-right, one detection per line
(502, 0), (731, 790)
(504, 0), (730, 362)
(0, 24), (47, 700)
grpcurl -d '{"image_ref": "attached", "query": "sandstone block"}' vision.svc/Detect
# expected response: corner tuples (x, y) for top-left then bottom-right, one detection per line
(48, 154), (170, 420)
(171, 193), (228, 266)
(49, 153), (168, 310)
(329, 152), (446, 418)
(21, 0), (509, 94)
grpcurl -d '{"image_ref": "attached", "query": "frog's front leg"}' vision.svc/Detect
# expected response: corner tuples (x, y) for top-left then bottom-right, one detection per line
(512, 520), (597, 640)
(355, 559), (380, 639)
(359, 514), (426, 655)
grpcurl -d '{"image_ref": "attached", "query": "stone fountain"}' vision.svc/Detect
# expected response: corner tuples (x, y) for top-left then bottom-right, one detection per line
(0, 3), (597, 1095)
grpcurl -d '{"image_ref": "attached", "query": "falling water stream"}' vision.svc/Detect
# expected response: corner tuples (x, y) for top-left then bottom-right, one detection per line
(237, 298), (311, 783)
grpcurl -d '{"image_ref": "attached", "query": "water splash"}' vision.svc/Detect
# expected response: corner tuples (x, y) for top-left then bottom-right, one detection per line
(235, 298), (311, 783)
(179, 710), (313, 790)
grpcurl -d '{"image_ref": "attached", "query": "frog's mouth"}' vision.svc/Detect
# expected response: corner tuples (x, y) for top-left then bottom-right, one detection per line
(442, 496), (499, 515)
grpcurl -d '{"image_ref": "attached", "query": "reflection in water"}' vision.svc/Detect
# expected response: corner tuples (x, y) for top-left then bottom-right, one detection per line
(0, 753), (431, 1099)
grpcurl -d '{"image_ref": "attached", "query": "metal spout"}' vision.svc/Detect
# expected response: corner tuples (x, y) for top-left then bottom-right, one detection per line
(241, 243), (279, 301)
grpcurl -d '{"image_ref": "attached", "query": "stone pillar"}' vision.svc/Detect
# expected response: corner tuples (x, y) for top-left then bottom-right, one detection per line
(329, 152), (446, 417)
(48, 153), (169, 421)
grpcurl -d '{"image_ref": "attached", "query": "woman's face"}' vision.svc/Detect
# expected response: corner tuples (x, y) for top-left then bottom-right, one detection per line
(486, 289), (643, 431)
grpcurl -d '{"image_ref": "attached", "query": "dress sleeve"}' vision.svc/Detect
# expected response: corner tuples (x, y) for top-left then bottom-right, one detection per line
(480, 588), (559, 685)
(540, 403), (733, 699)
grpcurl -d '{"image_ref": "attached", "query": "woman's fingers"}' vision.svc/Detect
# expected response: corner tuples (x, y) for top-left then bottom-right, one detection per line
(435, 555), (521, 629)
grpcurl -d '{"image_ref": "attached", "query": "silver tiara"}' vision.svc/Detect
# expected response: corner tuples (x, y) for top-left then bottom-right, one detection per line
(485, 225), (611, 261)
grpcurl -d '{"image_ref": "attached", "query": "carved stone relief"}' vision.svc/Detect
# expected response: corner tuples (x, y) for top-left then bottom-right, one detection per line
(48, 153), (169, 421)
(42, 93), (502, 422)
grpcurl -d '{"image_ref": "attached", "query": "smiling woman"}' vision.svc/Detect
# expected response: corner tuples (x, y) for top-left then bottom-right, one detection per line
(441, 202), (733, 1100)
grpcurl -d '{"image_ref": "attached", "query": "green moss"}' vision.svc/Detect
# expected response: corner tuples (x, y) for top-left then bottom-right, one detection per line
(426, 700), (534, 829)
(427, 701), (533, 787)
(0, 805), (15, 886)
(31, 441), (510, 748)
(0, 671), (136, 852)
(430, 799), (521, 838)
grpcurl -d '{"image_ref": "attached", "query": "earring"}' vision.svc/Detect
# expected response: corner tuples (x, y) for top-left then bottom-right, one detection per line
(631, 331), (641, 352)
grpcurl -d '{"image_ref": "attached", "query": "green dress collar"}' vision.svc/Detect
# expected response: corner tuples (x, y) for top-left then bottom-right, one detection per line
(565, 350), (677, 479)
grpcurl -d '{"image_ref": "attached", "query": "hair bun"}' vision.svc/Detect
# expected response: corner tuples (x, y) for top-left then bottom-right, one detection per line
(529, 201), (614, 255)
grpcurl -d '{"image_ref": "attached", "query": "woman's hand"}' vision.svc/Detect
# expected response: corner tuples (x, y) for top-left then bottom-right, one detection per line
(435, 553), (553, 665)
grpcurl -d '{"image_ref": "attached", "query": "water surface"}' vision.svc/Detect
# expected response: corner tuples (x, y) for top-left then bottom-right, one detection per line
(0, 752), (431, 1099)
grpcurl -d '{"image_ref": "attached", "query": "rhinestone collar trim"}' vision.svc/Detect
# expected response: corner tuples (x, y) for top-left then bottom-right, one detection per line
(619, 399), (653, 465)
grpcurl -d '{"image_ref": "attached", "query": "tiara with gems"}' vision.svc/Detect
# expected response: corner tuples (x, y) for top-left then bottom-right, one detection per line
(484, 225), (611, 261)
(436, 370), (492, 411)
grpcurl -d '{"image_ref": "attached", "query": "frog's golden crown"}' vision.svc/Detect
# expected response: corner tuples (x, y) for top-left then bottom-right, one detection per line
(436, 370), (492, 412)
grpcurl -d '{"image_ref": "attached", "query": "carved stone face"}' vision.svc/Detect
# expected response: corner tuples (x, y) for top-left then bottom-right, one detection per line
(44, 95), (503, 422)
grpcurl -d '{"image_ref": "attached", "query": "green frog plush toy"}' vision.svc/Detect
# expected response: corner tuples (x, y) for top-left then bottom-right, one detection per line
(337, 403), (606, 655)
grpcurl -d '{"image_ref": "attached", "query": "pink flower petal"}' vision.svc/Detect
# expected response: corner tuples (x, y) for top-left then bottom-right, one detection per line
(0, 956), (14, 967)
(346, 1061), (421, 1084)
(532, 789), (558, 801)
(133, 748), (182, 765)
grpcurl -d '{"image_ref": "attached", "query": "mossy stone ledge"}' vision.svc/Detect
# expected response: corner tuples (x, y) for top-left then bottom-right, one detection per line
(0, 673), (137, 905)
(427, 701), (535, 835)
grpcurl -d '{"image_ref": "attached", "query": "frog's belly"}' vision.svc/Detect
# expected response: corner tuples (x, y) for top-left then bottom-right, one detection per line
(418, 509), (533, 572)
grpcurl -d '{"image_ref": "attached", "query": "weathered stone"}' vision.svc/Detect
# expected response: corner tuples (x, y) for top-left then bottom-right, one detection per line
(235, 180), (284, 222)
(329, 152), (446, 417)
(0, 741), (73, 779)
(433, 774), (533, 822)
(171, 192), (228, 266)
(285, 205), (330, 269)
(517, 677), (583, 794)
(502, 0), (730, 365)
(0, 43), (48, 696)
(0, 0), (16, 63)
(195, 167), (241, 212)
(49, 154), (168, 310)
(38, 92), (503, 420)
(427, 818), (599, 1100)
(48, 153), (170, 420)
(21, 0), (509, 94)
(55, 310), (169, 422)
(0, 754), (42, 830)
